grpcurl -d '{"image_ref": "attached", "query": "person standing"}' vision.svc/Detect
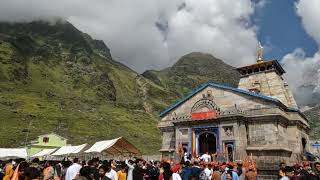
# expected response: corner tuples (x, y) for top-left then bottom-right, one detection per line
(125, 160), (134, 180)
(180, 161), (192, 180)
(98, 165), (112, 180)
(65, 158), (82, 180)
(299, 162), (318, 180)
(146, 161), (159, 180)
(133, 159), (144, 180)
(88, 159), (99, 180)
(314, 162), (320, 177)
(43, 161), (55, 180)
(280, 166), (295, 180)
(221, 166), (239, 180)
(159, 162), (181, 180)
(24, 166), (41, 180)
(278, 162), (286, 179)
(211, 165), (220, 180)
(190, 161), (202, 179)
(30, 158), (41, 172)
(225, 171), (233, 180)
(200, 152), (211, 163)
(117, 162), (127, 180)
(203, 164), (212, 180)
(106, 161), (118, 180)
(3, 160), (14, 180)
(244, 166), (256, 180)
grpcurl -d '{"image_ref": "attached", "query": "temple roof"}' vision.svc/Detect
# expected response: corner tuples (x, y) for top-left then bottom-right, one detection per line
(236, 60), (285, 76)
(159, 82), (299, 117)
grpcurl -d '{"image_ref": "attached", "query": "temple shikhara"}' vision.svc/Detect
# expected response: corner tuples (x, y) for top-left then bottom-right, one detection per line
(158, 43), (310, 175)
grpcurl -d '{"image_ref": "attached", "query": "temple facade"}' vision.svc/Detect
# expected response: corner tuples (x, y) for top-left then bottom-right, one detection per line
(158, 48), (310, 177)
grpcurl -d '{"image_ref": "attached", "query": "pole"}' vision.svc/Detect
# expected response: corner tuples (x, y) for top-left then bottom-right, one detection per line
(24, 117), (33, 146)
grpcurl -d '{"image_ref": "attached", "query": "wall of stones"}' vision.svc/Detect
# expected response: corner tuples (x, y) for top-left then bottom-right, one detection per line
(248, 122), (279, 146)
(284, 84), (298, 108)
(175, 127), (189, 143)
(238, 71), (272, 96)
(161, 86), (273, 121)
(219, 121), (248, 160)
(238, 70), (297, 108)
(161, 131), (175, 151)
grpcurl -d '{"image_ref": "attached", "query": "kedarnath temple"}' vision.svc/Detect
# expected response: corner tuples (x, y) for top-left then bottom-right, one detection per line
(158, 43), (310, 177)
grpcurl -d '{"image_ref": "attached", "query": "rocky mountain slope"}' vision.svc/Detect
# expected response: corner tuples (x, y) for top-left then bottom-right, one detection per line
(304, 106), (320, 139)
(0, 21), (174, 154)
(142, 52), (240, 97)
(0, 21), (241, 154)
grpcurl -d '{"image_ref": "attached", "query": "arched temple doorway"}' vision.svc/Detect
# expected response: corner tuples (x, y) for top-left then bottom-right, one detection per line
(198, 132), (217, 154)
(226, 144), (234, 162)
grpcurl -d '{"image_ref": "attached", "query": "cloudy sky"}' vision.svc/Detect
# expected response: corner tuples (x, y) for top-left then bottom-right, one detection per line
(0, 0), (319, 106)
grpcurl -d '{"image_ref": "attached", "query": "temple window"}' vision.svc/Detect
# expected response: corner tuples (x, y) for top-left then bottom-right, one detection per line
(267, 65), (272, 70)
(43, 137), (49, 143)
(180, 129), (188, 135)
(223, 126), (234, 137)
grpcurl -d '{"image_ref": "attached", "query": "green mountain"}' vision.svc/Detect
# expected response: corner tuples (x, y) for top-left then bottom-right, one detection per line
(142, 52), (240, 97)
(304, 106), (320, 139)
(0, 21), (241, 154)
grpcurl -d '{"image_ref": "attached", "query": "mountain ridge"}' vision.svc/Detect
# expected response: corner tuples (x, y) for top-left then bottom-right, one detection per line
(0, 20), (319, 154)
(142, 52), (241, 98)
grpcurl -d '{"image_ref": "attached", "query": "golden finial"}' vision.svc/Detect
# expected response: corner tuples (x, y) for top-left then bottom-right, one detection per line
(257, 41), (263, 63)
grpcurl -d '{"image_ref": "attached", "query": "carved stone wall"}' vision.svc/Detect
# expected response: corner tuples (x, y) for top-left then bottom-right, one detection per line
(238, 70), (298, 108)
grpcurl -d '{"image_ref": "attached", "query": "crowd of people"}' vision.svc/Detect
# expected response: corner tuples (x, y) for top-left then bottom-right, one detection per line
(278, 161), (320, 180)
(0, 155), (258, 180)
(1, 155), (320, 180)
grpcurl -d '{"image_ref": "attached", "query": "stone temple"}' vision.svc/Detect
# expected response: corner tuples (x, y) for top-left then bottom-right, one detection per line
(158, 46), (310, 177)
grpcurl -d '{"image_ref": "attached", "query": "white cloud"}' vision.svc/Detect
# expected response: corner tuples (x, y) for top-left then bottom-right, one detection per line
(295, 0), (320, 45)
(166, 0), (258, 67)
(281, 0), (320, 106)
(282, 49), (320, 105)
(0, 0), (259, 72)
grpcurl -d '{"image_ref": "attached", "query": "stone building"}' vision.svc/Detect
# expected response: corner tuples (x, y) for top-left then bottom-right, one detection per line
(158, 47), (310, 177)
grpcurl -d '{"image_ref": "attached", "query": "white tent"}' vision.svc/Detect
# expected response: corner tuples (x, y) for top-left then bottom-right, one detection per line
(0, 148), (27, 159)
(31, 148), (57, 157)
(52, 144), (87, 156)
(85, 137), (140, 155)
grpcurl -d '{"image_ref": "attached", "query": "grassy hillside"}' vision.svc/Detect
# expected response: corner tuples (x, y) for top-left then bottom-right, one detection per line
(142, 52), (240, 97)
(0, 21), (178, 154)
(304, 106), (320, 139)
(0, 21), (243, 154)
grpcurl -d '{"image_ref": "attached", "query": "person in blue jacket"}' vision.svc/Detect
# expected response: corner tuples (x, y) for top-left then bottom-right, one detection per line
(180, 161), (192, 180)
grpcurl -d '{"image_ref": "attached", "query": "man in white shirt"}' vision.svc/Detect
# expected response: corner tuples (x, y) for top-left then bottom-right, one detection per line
(203, 164), (212, 179)
(106, 161), (118, 180)
(65, 158), (82, 180)
(200, 152), (211, 162)
(184, 152), (188, 162)
(125, 159), (134, 180)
